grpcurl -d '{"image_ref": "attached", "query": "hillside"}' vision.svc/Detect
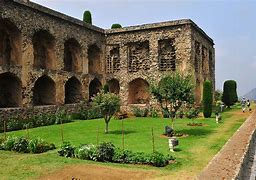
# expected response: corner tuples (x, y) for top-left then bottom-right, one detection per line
(243, 88), (256, 100)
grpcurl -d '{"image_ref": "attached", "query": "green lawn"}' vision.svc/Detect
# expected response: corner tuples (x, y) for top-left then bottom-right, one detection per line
(0, 106), (250, 179)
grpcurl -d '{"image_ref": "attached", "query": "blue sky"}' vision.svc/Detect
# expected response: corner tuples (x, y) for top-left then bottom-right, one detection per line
(32, 0), (256, 96)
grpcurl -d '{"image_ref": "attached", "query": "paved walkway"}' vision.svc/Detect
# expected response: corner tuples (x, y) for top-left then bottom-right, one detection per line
(198, 110), (256, 180)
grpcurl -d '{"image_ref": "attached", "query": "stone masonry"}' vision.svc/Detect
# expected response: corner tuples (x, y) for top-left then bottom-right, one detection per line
(0, 0), (215, 118)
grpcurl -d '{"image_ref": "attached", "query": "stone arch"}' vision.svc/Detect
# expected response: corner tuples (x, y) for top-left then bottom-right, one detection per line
(0, 19), (22, 66)
(32, 30), (55, 70)
(128, 78), (150, 104)
(107, 78), (120, 94)
(64, 38), (82, 73)
(88, 44), (101, 74)
(33, 75), (56, 106)
(0, 72), (22, 108)
(89, 78), (102, 100)
(65, 76), (82, 104)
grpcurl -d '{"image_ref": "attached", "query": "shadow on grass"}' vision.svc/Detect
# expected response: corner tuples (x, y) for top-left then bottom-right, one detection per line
(108, 130), (136, 135)
(179, 128), (213, 137)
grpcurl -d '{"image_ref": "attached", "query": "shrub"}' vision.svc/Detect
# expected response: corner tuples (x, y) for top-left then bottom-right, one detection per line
(103, 84), (109, 93)
(79, 106), (102, 120)
(222, 80), (238, 107)
(203, 80), (213, 118)
(2, 136), (16, 151)
(96, 142), (115, 162)
(83, 10), (92, 24)
(149, 108), (159, 118)
(113, 148), (132, 163)
(127, 152), (151, 164)
(186, 107), (200, 119)
(150, 151), (169, 167)
(132, 107), (148, 117)
(28, 138), (56, 153)
(12, 137), (29, 153)
(111, 24), (122, 29)
(75, 144), (98, 161)
(58, 142), (75, 158)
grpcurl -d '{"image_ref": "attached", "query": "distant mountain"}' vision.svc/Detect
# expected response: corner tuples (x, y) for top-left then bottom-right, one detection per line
(243, 88), (256, 100)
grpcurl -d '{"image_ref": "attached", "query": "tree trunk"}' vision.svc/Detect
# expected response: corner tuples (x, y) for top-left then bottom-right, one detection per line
(105, 122), (109, 134)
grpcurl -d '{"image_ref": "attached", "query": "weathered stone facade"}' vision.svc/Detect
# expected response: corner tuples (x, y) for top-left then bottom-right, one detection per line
(0, 0), (215, 117)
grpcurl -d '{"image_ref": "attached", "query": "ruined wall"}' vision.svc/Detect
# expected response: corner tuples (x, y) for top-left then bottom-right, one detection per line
(0, 0), (106, 111)
(0, 0), (215, 118)
(191, 26), (215, 103)
(105, 22), (204, 106)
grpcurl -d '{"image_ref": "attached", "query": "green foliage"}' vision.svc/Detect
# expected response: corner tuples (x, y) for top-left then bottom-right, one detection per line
(222, 80), (238, 107)
(1, 111), (71, 133)
(96, 142), (115, 162)
(93, 92), (121, 133)
(83, 10), (92, 24)
(12, 137), (29, 153)
(149, 107), (159, 118)
(58, 142), (75, 158)
(131, 106), (148, 117)
(75, 144), (98, 161)
(150, 72), (195, 128)
(2, 136), (16, 151)
(149, 151), (171, 167)
(203, 80), (213, 118)
(103, 84), (110, 93)
(28, 138), (56, 153)
(60, 142), (174, 167)
(215, 89), (223, 101)
(185, 107), (200, 119)
(79, 106), (103, 120)
(111, 24), (122, 29)
(1, 136), (55, 154)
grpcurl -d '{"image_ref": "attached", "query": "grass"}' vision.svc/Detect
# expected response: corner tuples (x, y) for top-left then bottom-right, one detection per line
(0, 105), (251, 179)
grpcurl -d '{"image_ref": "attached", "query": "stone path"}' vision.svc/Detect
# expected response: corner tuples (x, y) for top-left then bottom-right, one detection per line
(198, 110), (256, 179)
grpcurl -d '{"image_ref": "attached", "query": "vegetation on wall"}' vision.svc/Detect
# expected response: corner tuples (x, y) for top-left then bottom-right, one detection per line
(83, 10), (92, 24)
(111, 24), (122, 29)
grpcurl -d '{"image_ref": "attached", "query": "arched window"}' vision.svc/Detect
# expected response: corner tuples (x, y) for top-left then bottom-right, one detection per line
(0, 19), (22, 66)
(64, 39), (82, 73)
(88, 44), (101, 74)
(107, 79), (120, 95)
(33, 30), (55, 70)
(0, 72), (22, 108)
(128, 78), (149, 104)
(33, 75), (56, 105)
(65, 77), (82, 104)
(89, 78), (102, 100)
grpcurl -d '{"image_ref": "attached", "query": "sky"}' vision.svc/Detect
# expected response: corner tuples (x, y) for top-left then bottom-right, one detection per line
(32, 0), (256, 96)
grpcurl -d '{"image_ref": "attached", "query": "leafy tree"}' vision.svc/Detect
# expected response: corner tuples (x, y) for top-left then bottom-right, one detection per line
(93, 92), (121, 133)
(150, 73), (195, 129)
(111, 24), (122, 29)
(215, 89), (223, 101)
(203, 80), (213, 118)
(83, 10), (92, 24)
(222, 80), (238, 107)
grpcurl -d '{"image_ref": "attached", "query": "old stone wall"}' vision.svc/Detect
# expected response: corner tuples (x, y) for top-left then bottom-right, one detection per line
(0, 0), (215, 118)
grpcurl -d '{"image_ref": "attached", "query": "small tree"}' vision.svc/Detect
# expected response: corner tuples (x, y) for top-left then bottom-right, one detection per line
(203, 80), (213, 118)
(93, 92), (121, 133)
(150, 73), (195, 129)
(83, 10), (92, 24)
(111, 24), (122, 29)
(222, 80), (238, 107)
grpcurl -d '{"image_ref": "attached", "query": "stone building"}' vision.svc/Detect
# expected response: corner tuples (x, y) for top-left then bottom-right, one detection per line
(0, 0), (215, 117)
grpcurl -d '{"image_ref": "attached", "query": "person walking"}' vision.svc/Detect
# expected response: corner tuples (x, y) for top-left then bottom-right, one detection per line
(241, 97), (246, 113)
(247, 99), (251, 112)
